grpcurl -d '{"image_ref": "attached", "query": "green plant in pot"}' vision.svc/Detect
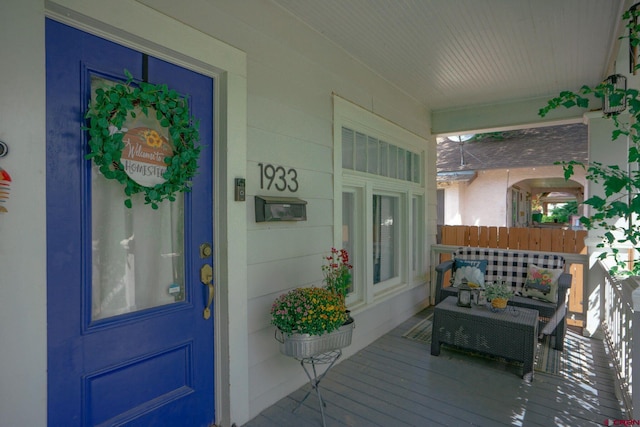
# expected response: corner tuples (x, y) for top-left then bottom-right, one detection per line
(270, 287), (347, 336)
(485, 281), (513, 309)
(538, 6), (640, 276)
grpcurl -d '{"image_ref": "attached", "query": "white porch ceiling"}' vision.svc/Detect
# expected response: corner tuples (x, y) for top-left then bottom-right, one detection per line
(272, 0), (627, 115)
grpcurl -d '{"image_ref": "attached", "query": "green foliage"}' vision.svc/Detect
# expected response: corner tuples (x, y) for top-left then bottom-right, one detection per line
(484, 281), (513, 301)
(84, 69), (201, 209)
(543, 201), (578, 224)
(538, 8), (640, 276)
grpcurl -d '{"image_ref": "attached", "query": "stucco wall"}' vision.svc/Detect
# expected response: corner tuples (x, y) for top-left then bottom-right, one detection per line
(441, 165), (587, 227)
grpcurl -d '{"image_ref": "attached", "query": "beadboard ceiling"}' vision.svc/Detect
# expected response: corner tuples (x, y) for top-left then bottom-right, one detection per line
(272, 0), (627, 114)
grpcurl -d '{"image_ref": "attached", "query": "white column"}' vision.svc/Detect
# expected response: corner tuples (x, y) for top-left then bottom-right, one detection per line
(632, 285), (640, 419)
(582, 112), (627, 335)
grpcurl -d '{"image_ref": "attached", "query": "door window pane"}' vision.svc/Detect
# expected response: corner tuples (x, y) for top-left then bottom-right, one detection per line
(90, 76), (185, 321)
(373, 195), (398, 284)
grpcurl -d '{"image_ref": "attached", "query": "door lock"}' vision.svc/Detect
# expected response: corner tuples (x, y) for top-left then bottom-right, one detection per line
(199, 243), (212, 258)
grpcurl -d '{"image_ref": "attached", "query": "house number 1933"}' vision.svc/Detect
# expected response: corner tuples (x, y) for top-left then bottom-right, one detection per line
(258, 163), (299, 192)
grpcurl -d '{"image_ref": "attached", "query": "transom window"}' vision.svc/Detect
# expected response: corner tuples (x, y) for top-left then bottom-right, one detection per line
(341, 126), (420, 183)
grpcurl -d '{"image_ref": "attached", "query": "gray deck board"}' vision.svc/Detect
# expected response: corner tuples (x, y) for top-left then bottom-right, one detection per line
(243, 308), (626, 427)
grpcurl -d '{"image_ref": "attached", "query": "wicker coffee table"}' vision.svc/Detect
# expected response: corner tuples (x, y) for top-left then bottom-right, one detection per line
(430, 296), (539, 381)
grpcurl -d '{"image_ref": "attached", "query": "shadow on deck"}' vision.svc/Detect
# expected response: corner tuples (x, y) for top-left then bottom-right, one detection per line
(243, 307), (626, 427)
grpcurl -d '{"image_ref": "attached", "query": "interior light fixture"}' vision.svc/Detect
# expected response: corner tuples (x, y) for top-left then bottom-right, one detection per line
(603, 74), (627, 116)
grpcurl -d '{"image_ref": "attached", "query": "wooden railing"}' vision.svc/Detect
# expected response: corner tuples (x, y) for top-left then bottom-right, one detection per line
(593, 262), (636, 418)
(433, 225), (588, 327)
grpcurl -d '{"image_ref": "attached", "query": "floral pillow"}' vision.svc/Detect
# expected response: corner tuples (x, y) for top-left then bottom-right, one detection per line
(523, 263), (563, 303)
(453, 259), (488, 288)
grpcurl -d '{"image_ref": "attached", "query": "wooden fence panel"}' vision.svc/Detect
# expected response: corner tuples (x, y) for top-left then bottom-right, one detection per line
(441, 226), (455, 245)
(469, 226), (479, 247)
(485, 227), (496, 247)
(563, 231), (577, 253)
(576, 230), (587, 254)
(456, 226), (469, 246)
(540, 228), (552, 252)
(438, 225), (586, 255)
(550, 229), (565, 252)
(508, 228), (519, 249)
(568, 261), (584, 327)
(497, 227), (508, 249)
(435, 225), (587, 328)
(528, 228), (541, 252)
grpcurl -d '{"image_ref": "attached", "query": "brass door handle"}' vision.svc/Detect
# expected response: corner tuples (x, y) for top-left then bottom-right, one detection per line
(200, 264), (214, 319)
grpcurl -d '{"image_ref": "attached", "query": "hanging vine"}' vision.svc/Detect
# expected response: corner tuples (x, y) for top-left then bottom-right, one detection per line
(538, 6), (640, 276)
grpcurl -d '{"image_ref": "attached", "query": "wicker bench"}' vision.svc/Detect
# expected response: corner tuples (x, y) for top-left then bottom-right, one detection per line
(434, 248), (572, 350)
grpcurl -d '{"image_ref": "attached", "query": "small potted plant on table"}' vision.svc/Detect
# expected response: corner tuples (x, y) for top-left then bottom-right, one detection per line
(485, 281), (513, 311)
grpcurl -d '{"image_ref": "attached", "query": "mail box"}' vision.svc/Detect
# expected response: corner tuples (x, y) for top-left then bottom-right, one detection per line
(255, 196), (307, 222)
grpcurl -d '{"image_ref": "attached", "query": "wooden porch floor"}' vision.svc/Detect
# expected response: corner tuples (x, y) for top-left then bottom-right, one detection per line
(243, 307), (625, 427)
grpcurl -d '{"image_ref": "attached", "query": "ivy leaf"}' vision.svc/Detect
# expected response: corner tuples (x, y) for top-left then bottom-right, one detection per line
(603, 176), (627, 195)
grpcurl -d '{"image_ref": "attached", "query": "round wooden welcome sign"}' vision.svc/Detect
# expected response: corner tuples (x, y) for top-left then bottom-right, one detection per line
(121, 127), (173, 187)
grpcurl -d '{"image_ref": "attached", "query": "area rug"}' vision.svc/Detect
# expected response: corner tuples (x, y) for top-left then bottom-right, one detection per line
(402, 315), (433, 342)
(402, 314), (563, 376)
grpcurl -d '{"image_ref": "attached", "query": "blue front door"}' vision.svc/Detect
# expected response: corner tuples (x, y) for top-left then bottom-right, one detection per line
(46, 20), (215, 426)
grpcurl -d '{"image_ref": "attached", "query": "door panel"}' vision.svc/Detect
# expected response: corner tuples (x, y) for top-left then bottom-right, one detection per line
(46, 20), (215, 426)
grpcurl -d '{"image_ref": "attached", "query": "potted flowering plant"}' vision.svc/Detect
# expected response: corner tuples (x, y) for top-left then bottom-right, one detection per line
(322, 247), (352, 302)
(485, 281), (513, 310)
(271, 248), (355, 358)
(270, 287), (347, 336)
(271, 287), (353, 358)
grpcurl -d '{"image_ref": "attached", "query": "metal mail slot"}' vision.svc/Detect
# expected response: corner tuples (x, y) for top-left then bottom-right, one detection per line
(255, 196), (307, 222)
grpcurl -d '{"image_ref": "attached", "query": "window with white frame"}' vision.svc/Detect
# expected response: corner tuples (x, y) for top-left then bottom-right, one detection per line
(372, 193), (400, 286)
(333, 96), (426, 307)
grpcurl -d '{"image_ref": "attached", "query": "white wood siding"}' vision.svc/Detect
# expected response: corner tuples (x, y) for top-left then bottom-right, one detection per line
(2, 0), (431, 425)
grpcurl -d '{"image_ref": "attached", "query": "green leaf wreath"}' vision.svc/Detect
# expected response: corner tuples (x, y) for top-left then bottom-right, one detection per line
(85, 70), (201, 209)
